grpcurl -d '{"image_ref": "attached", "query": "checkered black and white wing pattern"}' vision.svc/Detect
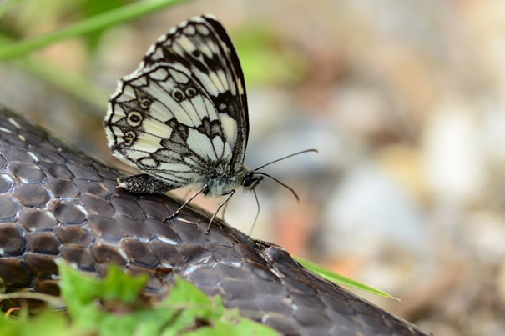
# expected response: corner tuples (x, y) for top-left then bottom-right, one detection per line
(105, 62), (234, 189)
(104, 15), (248, 191)
(141, 14), (249, 173)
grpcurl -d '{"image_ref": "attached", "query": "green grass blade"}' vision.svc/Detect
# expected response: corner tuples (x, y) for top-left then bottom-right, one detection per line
(295, 257), (400, 300)
(0, 0), (184, 60)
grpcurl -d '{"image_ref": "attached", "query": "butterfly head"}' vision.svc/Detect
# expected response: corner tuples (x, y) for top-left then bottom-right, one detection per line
(246, 148), (319, 202)
(242, 172), (263, 190)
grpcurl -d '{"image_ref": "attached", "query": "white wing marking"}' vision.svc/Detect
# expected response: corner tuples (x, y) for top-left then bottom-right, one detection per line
(137, 157), (158, 168)
(176, 36), (196, 53)
(150, 101), (173, 122)
(212, 137), (225, 158)
(182, 24), (195, 35)
(187, 129), (217, 161)
(220, 114), (237, 150)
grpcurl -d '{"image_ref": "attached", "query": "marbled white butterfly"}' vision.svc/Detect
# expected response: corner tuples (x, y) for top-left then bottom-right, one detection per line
(104, 14), (316, 233)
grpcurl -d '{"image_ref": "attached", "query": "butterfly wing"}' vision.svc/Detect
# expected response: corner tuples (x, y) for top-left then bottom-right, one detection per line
(141, 14), (249, 174)
(105, 15), (249, 191)
(105, 63), (233, 189)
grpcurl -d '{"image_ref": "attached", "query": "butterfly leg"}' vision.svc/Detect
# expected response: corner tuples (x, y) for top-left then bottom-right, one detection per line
(207, 190), (236, 234)
(221, 198), (230, 222)
(163, 185), (208, 222)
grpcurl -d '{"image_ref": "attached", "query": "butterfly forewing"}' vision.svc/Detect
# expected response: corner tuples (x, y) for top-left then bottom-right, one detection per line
(141, 14), (249, 173)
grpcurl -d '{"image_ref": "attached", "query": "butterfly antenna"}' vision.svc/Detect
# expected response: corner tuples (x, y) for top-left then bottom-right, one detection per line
(253, 148), (318, 171)
(249, 190), (261, 236)
(254, 172), (300, 203)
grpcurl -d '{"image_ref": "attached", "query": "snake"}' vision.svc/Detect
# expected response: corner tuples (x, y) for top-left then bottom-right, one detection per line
(0, 107), (429, 335)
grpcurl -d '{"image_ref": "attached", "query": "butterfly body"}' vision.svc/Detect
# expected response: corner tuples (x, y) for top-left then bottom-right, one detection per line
(117, 163), (262, 197)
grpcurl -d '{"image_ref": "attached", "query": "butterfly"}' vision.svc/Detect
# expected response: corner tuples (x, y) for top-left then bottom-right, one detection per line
(104, 14), (316, 233)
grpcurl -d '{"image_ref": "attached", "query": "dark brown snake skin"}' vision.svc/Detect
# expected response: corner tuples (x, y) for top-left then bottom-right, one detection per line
(0, 107), (429, 335)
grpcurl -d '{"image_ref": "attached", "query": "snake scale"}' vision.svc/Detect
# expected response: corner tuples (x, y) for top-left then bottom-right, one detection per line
(0, 107), (428, 335)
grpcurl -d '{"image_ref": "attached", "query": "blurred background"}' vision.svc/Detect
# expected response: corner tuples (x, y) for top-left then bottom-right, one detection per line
(2, 0), (505, 334)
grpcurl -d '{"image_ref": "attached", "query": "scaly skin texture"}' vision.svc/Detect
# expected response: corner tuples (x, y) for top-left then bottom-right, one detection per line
(0, 107), (429, 335)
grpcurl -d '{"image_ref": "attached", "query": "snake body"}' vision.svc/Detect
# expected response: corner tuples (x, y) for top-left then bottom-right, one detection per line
(0, 107), (428, 335)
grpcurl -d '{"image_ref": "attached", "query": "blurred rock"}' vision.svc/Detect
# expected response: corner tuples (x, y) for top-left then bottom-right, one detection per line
(422, 98), (487, 205)
(324, 162), (429, 258)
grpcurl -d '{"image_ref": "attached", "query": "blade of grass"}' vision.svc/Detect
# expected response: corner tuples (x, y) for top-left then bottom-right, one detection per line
(295, 257), (400, 300)
(0, 0), (185, 60)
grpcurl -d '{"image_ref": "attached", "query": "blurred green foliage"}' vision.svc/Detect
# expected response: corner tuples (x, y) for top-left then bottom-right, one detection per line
(234, 25), (307, 86)
(0, 261), (277, 336)
(0, 0), (305, 99)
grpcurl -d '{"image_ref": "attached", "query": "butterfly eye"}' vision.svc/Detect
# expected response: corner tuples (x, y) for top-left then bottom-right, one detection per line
(127, 112), (143, 127)
(140, 99), (150, 109)
(185, 87), (198, 98)
(243, 174), (263, 189)
(123, 131), (136, 146)
(171, 88), (185, 103)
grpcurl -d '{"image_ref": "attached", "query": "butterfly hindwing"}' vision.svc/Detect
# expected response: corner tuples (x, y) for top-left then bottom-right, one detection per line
(141, 14), (249, 173)
(105, 62), (234, 189)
